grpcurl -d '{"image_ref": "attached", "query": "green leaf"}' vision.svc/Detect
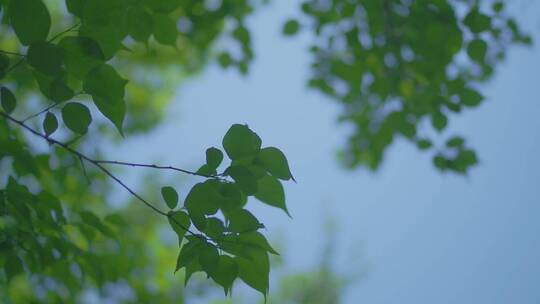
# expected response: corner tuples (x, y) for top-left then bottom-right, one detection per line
(80, 0), (129, 59)
(210, 255), (238, 295)
(127, 6), (153, 43)
(196, 164), (217, 176)
(9, 0), (51, 45)
(176, 237), (204, 272)
(206, 147), (224, 169)
(235, 247), (269, 298)
(431, 111), (448, 132)
(446, 136), (465, 148)
(153, 13), (177, 46)
(225, 165), (258, 195)
(467, 39), (487, 63)
(460, 88), (483, 107)
(43, 112), (58, 136)
(283, 19), (300, 36)
(61, 102), (92, 134)
(199, 243), (219, 275)
(27, 42), (64, 76)
(219, 182), (247, 212)
(464, 8), (491, 34)
(254, 175), (289, 216)
(32, 71), (74, 102)
(161, 186), (178, 209)
(1, 87), (16, 114)
(167, 210), (190, 242)
(203, 217), (225, 239)
(237, 231), (279, 255)
(185, 180), (222, 217)
(256, 147), (294, 181)
(227, 209), (262, 233)
(83, 64), (127, 134)
(222, 124), (261, 160)
(66, 0), (84, 17)
(59, 36), (104, 79)
(416, 138), (432, 150)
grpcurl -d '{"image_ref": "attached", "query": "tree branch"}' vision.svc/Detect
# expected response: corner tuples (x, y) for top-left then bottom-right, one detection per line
(94, 160), (222, 179)
(0, 111), (202, 239)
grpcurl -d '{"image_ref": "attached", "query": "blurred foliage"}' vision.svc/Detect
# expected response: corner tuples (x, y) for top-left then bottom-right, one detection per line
(285, 0), (531, 173)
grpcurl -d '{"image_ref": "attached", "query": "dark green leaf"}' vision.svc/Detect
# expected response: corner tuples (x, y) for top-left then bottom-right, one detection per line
(27, 42), (63, 76)
(431, 111), (448, 132)
(235, 247), (269, 297)
(1, 87), (16, 114)
(283, 19), (300, 36)
(203, 217), (225, 239)
(161, 186), (178, 209)
(460, 88), (483, 107)
(9, 0), (51, 45)
(176, 237), (204, 272)
(256, 147), (293, 181)
(227, 209), (262, 233)
(66, 0), (84, 17)
(254, 175), (289, 216)
(225, 165), (258, 195)
(464, 8), (491, 34)
(168, 210), (190, 242)
(206, 147), (224, 169)
(59, 36), (104, 79)
(210, 255), (238, 295)
(127, 6), (153, 42)
(196, 164), (217, 176)
(43, 112), (58, 136)
(185, 180), (221, 218)
(467, 39), (487, 62)
(153, 13), (177, 46)
(83, 64), (127, 134)
(222, 124), (261, 160)
(237, 231), (279, 255)
(446, 136), (465, 148)
(61, 102), (92, 134)
(219, 182), (247, 212)
(416, 138), (432, 150)
(199, 243), (219, 275)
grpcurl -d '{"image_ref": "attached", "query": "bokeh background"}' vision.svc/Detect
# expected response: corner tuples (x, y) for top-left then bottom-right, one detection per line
(102, 1), (540, 303)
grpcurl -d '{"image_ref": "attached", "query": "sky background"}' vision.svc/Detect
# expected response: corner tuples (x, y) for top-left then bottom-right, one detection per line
(111, 1), (540, 303)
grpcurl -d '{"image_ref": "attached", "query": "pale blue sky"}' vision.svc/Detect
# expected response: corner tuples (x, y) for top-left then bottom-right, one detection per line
(113, 1), (540, 303)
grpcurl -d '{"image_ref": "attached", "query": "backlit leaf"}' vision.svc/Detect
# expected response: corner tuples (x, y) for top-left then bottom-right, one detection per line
(161, 186), (178, 209)
(1, 87), (16, 114)
(9, 0), (51, 45)
(256, 147), (294, 181)
(43, 112), (58, 136)
(61, 102), (92, 134)
(222, 124), (261, 160)
(254, 175), (289, 216)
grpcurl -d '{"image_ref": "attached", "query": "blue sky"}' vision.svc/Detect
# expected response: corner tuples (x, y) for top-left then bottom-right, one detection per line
(113, 1), (540, 303)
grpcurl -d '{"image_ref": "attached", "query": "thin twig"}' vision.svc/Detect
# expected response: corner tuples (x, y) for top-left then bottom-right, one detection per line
(0, 50), (25, 57)
(94, 160), (221, 179)
(22, 102), (60, 122)
(49, 22), (81, 42)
